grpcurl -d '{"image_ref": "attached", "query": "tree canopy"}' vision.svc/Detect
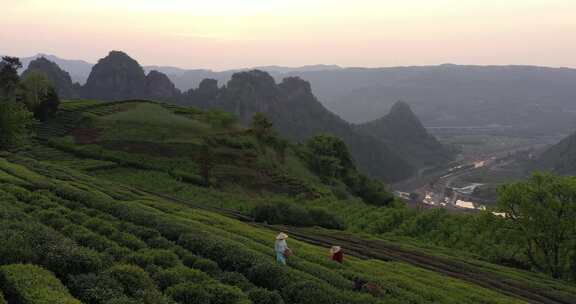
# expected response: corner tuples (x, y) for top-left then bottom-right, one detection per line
(0, 56), (22, 98)
(498, 172), (576, 278)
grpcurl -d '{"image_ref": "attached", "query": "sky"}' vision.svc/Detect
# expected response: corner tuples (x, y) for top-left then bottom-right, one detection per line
(1, 0), (575, 70)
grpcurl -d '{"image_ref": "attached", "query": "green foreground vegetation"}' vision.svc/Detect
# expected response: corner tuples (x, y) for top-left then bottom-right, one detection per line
(2, 150), (576, 303)
(0, 68), (575, 302)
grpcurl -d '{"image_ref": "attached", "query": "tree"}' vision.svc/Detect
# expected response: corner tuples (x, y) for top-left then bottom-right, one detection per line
(251, 112), (274, 141)
(35, 86), (60, 121)
(0, 56), (22, 98)
(198, 141), (214, 187)
(271, 138), (288, 164)
(0, 100), (33, 150)
(20, 71), (60, 121)
(497, 173), (576, 278)
(305, 134), (354, 182)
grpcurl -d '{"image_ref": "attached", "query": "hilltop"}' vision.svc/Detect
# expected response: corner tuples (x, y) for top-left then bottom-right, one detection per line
(355, 101), (455, 168)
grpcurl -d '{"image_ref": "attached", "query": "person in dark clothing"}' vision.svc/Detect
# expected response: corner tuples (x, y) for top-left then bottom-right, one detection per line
(330, 246), (343, 263)
(353, 277), (366, 291)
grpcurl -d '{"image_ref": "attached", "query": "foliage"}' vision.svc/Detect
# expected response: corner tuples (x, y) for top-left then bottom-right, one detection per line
(0, 56), (22, 98)
(0, 264), (81, 304)
(252, 203), (344, 230)
(125, 249), (180, 269)
(251, 112), (275, 142)
(248, 288), (285, 304)
(0, 100), (32, 150)
(306, 134), (354, 179)
(68, 272), (125, 304)
(166, 282), (247, 304)
(153, 266), (211, 290)
(498, 172), (576, 279)
(281, 281), (335, 304)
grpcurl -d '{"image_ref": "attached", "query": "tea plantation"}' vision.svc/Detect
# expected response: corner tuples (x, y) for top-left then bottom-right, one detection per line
(0, 100), (573, 303)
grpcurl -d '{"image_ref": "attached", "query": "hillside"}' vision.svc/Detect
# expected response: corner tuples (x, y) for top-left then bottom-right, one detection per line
(3, 152), (573, 304)
(355, 101), (455, 168)
(199, 71), (414, 181)
(22, 57), (79, 99)
(1, 100), (575, 303)
(26, 53), (415, 181)
(535, 131), (576, 174)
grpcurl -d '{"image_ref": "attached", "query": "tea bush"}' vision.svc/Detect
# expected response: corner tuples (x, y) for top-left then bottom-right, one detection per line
(0, 264), (81, 304)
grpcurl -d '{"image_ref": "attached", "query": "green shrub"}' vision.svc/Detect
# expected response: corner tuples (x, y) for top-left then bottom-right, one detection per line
(84, 218), (117, 236)
(281, 281), (335, 304)
(125, 249), (180, 269)
(252, 203), (344, 230)
(68, 273), (124, 304)
(0, 224), (40, 265)
(104, 265), (156, 299)
(110, 232), (147, 251)
(105, 296), (140, 304)
(218, 271), (254, 291)
(167, 282), (247, 304)
(0, 264), (81, 304)
(248, 288), (285, 304)
(166, 283), (211, 304)
(247, 263), (290, 290)
(190, 258), (221, 276)
(203, 283), (247, 304)
(153, 266), (210, 290)
(146, 236), (174, 249)
(307, 208), (345, 230)
(0, 290), (6, 304)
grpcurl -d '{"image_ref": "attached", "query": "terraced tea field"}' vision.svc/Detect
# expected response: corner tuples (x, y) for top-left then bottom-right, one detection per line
(2, 153), (575, 304)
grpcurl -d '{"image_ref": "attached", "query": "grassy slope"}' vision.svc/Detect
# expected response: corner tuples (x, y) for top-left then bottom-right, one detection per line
(13, 99), (576, 303)
(0, 153), (541, 304)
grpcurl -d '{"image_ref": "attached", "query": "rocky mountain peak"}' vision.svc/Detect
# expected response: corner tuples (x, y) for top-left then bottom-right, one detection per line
(278, 77), (312, 95)
(22, 57), (77, 98)
(82, 51), (147, 100)
(145, 70), (181, 101)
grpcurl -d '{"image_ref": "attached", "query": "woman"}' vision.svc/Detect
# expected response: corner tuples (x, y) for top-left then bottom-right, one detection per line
(330, 246), (343, 263)
(275, 232), (291, 265)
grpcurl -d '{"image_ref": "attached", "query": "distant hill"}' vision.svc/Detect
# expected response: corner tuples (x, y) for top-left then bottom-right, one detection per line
(355, 101), (455, 168)
(18, 53), (93, 84)
(316, 65), (576, 136)
(535, 131), (576, 174)
(21, 57), (79, 99)
(191, 70), (414, 182)
(82, 51), (180, 102)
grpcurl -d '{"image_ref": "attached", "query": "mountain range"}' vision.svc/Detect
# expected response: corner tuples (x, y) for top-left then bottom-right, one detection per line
(18, 51), (456, 182)
(17, 53), (576, 137)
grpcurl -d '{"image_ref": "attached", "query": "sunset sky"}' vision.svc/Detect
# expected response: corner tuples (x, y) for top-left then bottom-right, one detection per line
(2, 0), (575, 70)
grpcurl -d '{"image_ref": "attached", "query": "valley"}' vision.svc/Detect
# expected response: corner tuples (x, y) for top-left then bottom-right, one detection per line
(393, 130), (562, 212)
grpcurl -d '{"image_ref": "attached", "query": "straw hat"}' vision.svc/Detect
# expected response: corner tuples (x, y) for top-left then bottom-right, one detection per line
(276, 232), (288, 240)
(330, 246), (342, 254)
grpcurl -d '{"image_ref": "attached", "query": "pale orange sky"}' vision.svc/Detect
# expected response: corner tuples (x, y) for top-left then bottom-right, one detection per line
(2, 0), (575, 70)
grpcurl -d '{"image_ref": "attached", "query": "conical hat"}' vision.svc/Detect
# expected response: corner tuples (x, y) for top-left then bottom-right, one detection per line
(276, 232), (288, 240)
(330, 246), (341, 254)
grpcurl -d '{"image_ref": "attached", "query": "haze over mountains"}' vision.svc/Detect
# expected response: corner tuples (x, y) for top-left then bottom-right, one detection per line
(16, 53), (576, 138)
